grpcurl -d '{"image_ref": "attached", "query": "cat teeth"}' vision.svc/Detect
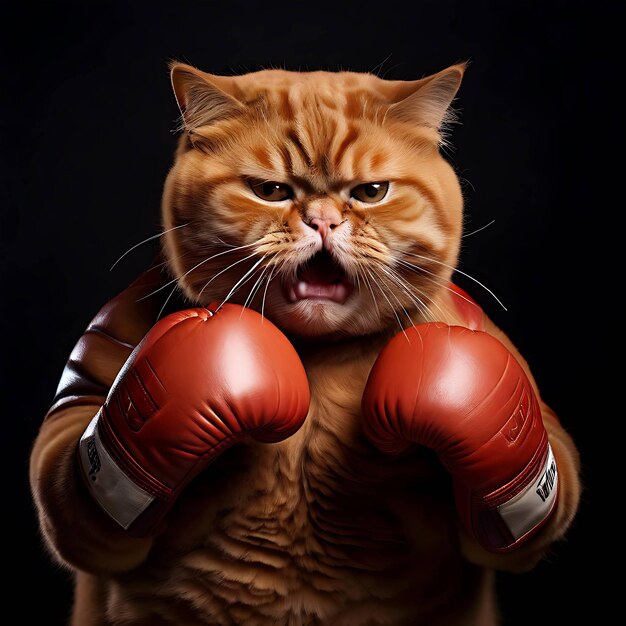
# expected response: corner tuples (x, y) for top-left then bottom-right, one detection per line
(289, 280), (351, 304)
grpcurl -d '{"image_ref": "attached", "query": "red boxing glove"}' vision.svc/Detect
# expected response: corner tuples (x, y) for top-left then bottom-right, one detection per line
(361, 323), (558, 552)
(77, 303), (310, 536)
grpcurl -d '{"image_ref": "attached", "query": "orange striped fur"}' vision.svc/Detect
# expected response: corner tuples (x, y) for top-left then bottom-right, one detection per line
(30, 63), (580, 625)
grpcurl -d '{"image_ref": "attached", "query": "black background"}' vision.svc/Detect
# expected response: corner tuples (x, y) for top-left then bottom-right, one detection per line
(2, 1), (615, 623)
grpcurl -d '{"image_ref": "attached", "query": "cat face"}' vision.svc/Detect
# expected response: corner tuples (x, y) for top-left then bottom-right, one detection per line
(162, 64), (465, 338)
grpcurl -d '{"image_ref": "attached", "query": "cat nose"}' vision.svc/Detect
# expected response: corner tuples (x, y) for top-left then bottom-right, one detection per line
(307, 217), (340, 241)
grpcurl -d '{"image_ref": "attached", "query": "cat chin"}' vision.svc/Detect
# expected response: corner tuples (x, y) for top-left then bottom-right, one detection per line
(264, 298), (380, 338)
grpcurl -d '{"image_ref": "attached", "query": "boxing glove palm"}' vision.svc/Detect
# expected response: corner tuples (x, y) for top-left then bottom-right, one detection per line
(78, 302), (310, 536)
(362, 323), (558, 552)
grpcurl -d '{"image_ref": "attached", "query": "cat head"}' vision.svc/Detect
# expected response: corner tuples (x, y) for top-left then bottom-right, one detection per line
(162, 62), (465, 338)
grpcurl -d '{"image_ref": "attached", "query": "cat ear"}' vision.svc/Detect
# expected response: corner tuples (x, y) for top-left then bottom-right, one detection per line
(388, 63), (466, 130)
(170, 63), (244, 131)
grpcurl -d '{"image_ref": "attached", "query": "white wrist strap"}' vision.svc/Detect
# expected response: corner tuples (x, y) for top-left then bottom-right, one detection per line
(78, 414), (155, 529)
(497, 444), (558, 541)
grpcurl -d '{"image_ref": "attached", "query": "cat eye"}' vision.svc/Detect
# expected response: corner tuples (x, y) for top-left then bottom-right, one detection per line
(249, 180), (294, 202)
(351, 182), (389, 203)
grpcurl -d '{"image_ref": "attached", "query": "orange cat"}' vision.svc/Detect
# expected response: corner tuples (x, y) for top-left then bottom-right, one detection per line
(30, 62), (581, 625)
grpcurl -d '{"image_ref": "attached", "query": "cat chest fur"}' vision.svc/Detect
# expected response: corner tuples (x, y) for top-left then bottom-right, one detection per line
(112, 350), (473, 625)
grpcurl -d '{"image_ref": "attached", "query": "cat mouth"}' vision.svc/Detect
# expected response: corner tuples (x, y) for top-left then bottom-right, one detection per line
(285, 250), (353, 304)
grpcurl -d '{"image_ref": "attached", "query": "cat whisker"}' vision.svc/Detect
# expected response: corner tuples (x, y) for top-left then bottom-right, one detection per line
(242, 268), (266, 310)
(390, 263), (453, 323)
(197, 251), (261, 298)
(371, 263), (422, 321)
(373, 261), (437, 324)
(215, 255), (268, 314)
(138, 242), (260, 302)
(364, 266), (409, 341)
(262, 252), (297, 317)
(462, 219), (495, 238)
(110, 223), (189, 271)
(397, 258), (487, 312)
(212, 235), (238, 248)
(369, 53), (395, 78)
(402, 251), (507, 311)
(145, 258), (169, 271)
(387, 269), (437, 325)
(243, 262), (271, 310)
(260, 263), (278, 322)
(156, 283), (181, 321)
(355, 266), (381, 321)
